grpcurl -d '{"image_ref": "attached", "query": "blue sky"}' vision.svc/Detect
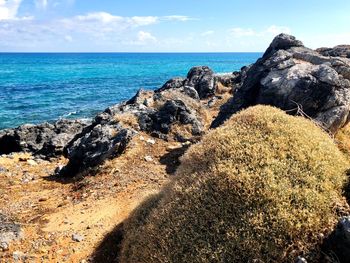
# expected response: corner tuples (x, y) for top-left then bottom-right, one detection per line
(0, 0), (349, 52)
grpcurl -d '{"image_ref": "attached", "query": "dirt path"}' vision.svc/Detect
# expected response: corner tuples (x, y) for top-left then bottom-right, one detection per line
(0, 133), (182, 262)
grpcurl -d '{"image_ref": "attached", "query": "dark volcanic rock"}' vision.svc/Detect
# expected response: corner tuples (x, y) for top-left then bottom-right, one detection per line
(0, 119), (89, 158)
(156, 78), (186, 93)
(323, 216), (350, 262)
(138, 99), (204, 138)
(155, 66), (216, 99)
(185, 66), (216, 99)
(211, 34), (350, 133)
(60, 111), (135, 177)
(317, 45), (350, 58)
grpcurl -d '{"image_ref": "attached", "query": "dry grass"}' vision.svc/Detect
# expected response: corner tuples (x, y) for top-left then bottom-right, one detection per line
(114, 113), (140, 130)
(335, 123), (350, 156)
(120, 105), (350, 263)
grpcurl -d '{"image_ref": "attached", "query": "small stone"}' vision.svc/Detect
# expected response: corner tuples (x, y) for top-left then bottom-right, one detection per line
(0, 241), (9, 251)
(146, 138), (156, 145)
(166, 144), (182, 151)
(182, 141), (191, 146)
(139, 136), (145, 141)
(144, 156), (153, 162)
(27, 159), (38, 166)
(13, 251), (25, 261)
(296, 257), (307, 263)
(72, 233), (84, 242)
(39, 197), (48, 202)
(54, 165), (64, 175)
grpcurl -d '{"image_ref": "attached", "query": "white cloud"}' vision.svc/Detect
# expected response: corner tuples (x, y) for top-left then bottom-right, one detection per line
(137, 31), (156, 42)
(201, 30), (214, 36)
(230, 27), (256, 37)
(163, 15), (195, 22)
(0, 0), (22, 20)
(229, 25), (291, 38)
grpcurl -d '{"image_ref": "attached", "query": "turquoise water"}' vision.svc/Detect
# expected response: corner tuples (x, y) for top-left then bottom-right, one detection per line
(0, 53), (261, 129)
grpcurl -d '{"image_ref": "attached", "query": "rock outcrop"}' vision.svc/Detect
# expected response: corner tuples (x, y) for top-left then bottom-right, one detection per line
(156, 66), (217, 99)
(0, 119), (89, 158)
(323, 216), (350, 262)
(59, 114), (135, 177)
(211, 34), (350, 134)
(317, 45), (350, 58)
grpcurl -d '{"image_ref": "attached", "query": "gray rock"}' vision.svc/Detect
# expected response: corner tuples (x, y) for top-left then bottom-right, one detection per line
(156, 78), (186, 92)
(12, 251), (26, 261)
(155, 66), (216, 99)
(185, 66), (216, 99)
(0, 214), (23, 250)
(211, 33), (350, 134)
(60, 119), (135, 177)
(214, 72), (242, 88)
(0, 241), (9, 251)
(72, 233), (84, 242)
(317, 45), (350, 58)
(138, 99), (204, 137)
(0, 119), (89, 158)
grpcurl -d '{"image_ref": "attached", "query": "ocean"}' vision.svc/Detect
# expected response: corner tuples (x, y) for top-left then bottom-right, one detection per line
(0, 52), (261, 129)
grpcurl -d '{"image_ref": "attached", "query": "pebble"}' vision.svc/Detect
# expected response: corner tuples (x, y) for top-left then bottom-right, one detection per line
(139, 136), (145, 141)
(296, 257), (307, 263)
(144, 156), (153, 162)
(27, 159), (38, 166)
(0, 166), (8, 173)
(146, 138), (156, 145)
(166, 144), (182, 151)
(13, 251), (25, 261)
(72, 233), (84, 242)
(0, 241), (9, 251)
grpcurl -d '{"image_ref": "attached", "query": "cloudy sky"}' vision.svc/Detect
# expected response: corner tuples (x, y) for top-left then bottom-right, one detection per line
(0, 0), (349, 52)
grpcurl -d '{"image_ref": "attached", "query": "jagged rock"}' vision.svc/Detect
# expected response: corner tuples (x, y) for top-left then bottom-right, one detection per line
(138, 99), (204, 138)
(155, 66), (215, 99)
(0, 119), (89, 158)
(215, 71), (242, 88)
(126, 89), (154, 106)
(212, 34), (350, 134)
(60, 118), (135, 177)
(322, 216), (350, 262)
(185, 66), (216, 99)
(317, 45), (350, 58)
(156, 78), (186, 92)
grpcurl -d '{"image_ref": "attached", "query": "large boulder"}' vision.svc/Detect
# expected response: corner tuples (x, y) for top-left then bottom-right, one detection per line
(317, 45), (350, 58)
(155, 66), (217, 99)
(211, 34), (350, 134)
(60, 110), (135, 177)
(138, 99), (204, 140)
(0, 119), (89, 158)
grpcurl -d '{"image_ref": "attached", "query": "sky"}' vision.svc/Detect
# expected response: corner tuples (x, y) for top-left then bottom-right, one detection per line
(0, 0), (349, 52)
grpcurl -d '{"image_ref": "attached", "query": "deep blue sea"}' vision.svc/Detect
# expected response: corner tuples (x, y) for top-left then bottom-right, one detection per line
(0, 53), (261, 129)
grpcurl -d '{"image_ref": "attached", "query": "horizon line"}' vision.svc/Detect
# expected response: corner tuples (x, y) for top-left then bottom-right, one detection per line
(0, 51), (264, 54)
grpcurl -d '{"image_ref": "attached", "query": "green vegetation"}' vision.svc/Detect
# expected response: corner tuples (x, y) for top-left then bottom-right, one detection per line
(120, 105), (349, 263)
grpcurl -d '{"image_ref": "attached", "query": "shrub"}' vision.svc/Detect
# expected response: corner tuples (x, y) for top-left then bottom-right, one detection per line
(120, 105), (349, 263)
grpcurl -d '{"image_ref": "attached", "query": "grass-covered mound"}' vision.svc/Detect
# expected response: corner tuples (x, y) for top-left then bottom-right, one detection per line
(120, 105), (349, 263)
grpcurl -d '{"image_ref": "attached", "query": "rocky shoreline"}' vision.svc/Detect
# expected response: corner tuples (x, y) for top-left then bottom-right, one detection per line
(1, 34), (350, 262)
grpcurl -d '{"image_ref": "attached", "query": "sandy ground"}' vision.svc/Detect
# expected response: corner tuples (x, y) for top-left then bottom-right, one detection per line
(0, 133), (188, 262)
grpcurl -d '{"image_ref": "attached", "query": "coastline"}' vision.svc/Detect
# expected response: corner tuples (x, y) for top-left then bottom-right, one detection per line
(1, 34), (350, 262)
